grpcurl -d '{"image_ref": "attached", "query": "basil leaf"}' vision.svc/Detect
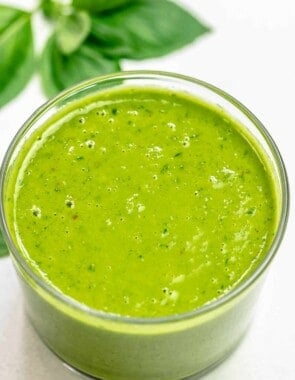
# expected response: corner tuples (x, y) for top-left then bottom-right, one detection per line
(56, 10), (91, 55)
(0, 232), (8, 258)
(41, 36), (121, 98)
(89, 0), (210, 60)
(0, 6), (34, 108)
(40, 36), (60, 97)
(41, 0), (60, 19)
(73, 0), (136, 13)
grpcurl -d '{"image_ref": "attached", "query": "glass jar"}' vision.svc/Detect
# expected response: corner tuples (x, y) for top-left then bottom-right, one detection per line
(0, 71), (289, 380)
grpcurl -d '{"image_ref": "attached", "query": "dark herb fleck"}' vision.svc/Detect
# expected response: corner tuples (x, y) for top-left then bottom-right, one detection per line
(161, 164), (169, 174)
(174, 152), (183, 158)
(88, 263), (96, 272)
(66, 200), (74, 208)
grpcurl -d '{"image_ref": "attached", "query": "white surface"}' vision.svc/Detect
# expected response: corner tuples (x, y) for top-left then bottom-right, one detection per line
(0, 0), (294, 379)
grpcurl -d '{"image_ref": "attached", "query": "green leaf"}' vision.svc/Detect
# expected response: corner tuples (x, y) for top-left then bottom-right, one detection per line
(41, 0), (61, 19)
(40, 36), (121, 98)
(56, 10), (91, 55)
(73, 0), (136, 13)
(89, 0), (210, 60)
(41, 0), (72, 19)
(40, 36), (60, 97)
(0, 5), (35, 108)
(0, 231), (8, 258)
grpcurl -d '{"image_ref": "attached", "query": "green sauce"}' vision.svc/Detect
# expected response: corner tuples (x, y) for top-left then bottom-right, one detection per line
(6, 87), (277, 317)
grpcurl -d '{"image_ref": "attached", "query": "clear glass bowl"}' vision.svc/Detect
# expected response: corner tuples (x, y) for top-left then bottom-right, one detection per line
(0, 71), (289, 380)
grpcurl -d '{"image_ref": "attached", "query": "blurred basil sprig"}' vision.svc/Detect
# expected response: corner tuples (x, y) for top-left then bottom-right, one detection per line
(0, 0), (209, 257)
(0, 0), (209, 107)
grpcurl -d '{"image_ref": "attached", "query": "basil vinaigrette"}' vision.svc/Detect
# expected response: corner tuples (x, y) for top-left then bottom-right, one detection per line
(6, 87), (277, 317)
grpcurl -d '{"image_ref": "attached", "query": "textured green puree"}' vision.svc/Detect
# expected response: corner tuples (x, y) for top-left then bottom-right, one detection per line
(5, 87), (277, 318)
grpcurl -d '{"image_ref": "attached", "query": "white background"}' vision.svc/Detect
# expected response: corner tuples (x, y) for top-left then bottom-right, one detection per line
(0, 0), (294, 379)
